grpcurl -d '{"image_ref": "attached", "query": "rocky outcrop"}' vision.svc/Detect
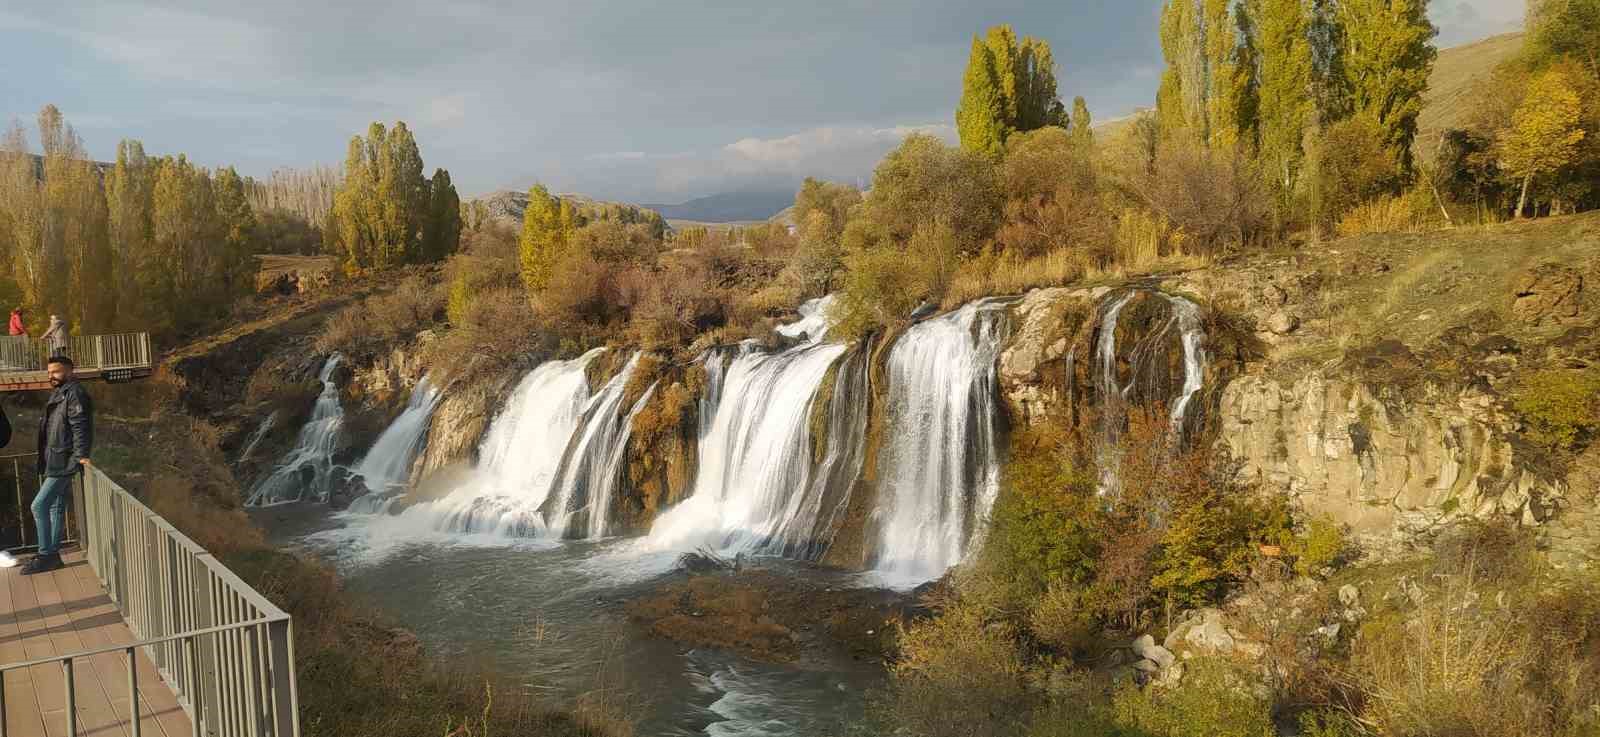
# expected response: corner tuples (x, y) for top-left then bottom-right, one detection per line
(998, 286), (1101, 425)
(1512, 263), (1584, 326)
(1219, 372), (1562, 551)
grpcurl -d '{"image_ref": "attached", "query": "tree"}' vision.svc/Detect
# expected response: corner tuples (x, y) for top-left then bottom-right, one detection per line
(1070, 97), (1093, 148)
(958, 26), (1070, 156)
(420, 168), (462, 262)
(107, 140), (155, 325)
(518, 184), (566, 294)
(1158, 0), (1208, 139)
(957, 37), (1009, 157)
(150, 155), (221, 332)
(330, 121), (434, 271)
(1528, 0), (1600, 77)
(1500, 68), (1587, 217)
(1, 121), (46, 312)
(1257, 0), (1316, 195)
(213, 167), (258, 299)
(793, 178), (862, 242)
(1333, 0), (1437, 174)
(1205, 0), (1242, 149)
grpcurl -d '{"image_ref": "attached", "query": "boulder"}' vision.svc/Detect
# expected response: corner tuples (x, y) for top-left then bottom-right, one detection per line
(1184, 609), (1236, 655)
(1132, 634), (1177, 669)
(1266, 311), (1300, 335)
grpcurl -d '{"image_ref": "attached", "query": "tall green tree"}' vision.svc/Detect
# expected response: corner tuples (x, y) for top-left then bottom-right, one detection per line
(958, 26), (1070, 156)
(1333, 0), (1437, 173)
(1205, 0), (1242, 149)
(1, 121), (46, 312)
(421, 168), (462, 262)
(1232, 0), (1262, 150)
(1527, 0), (1600, 76)
(1257, 0), (1316, 193)
(213, 166), (258, 300)
(150, 155), (221, 332)
(957, 37), (1009, 157)
(331, 121), (435, 271)
(1158, 0), (1209, 139)
(107, 140), (155, 326)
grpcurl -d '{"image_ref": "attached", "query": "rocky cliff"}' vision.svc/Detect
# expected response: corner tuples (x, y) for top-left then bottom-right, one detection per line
(997, 215), (1600, 565)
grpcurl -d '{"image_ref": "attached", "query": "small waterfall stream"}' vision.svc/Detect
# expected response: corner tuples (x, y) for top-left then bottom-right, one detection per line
(869, 299), (1009, 584)
(348, 377), (442, 514)
(541, 354), (650, 539)
(237, 410), (278, 464)
(248, 355), (345, 506)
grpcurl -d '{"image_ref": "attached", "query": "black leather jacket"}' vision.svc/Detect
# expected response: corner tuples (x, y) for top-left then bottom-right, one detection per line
(38, 380), (93, 478)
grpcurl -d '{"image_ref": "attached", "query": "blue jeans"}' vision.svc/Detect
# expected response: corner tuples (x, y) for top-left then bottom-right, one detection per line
(31, 475), (72, 556)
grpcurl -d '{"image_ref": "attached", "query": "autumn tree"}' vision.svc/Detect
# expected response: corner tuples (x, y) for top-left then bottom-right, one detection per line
(1157, 0), (1257, 149)
(1070, 97), (1093, 148)
(518, 184), (572, 294)
(957, 25), (1069, 156)
(793, 177), (862, 241)
(1528, 0), (1600, 76)
(1500, 68), (1587, 217)
(213, 167), (258, 299)
(1158, 0), (1207, 138)
(330, 121), (449, 271)
(106, 140), (155, 324)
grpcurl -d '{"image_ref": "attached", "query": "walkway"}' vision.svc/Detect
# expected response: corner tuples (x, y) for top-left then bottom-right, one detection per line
(0, 334), (154, 392)
(0, 550), (189, 736)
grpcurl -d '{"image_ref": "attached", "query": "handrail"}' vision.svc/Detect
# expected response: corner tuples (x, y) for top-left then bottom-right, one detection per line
(0, 332), (153, 374)
(0, 466), (301, 737)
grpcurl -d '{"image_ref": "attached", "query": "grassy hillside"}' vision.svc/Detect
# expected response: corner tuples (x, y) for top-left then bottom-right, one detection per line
(1417, 32), (1526, 153)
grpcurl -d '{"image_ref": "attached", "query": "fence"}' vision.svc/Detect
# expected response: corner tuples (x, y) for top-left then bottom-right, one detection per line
(0, 333), (152, 374)
(0, 466), (300, 737)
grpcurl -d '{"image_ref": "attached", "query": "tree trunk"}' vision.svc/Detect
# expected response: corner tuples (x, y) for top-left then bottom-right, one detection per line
(1517, 174), (1533, 219)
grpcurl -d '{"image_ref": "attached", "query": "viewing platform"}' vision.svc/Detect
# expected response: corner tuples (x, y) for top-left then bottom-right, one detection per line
(0, 335), (155, 393)
(0, 465), (300, 737)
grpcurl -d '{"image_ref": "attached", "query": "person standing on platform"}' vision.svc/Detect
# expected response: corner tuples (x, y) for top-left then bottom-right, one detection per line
(21, 355), (93, 575)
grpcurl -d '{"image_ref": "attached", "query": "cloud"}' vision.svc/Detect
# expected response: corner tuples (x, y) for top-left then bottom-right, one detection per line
(540, 123), (955, 202)
(1432, 0), (1524, 46)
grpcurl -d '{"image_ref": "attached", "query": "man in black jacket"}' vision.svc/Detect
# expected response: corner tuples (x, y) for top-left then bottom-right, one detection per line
(22, 355), (92, 575)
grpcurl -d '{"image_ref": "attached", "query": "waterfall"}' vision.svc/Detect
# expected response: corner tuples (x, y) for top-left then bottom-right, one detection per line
(237, 410), (278, 464)
(347, 377), (442, 512)
(1092, 289), (1209, 493)
(414, 349), (602, 535)
(642, 296), (860, 559)
(541, 355), (649, 539)
(247, 355), (345, 506)
(870, 299), (1009, 584)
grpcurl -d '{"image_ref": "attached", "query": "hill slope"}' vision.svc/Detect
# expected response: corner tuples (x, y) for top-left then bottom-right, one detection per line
(642, 190), (795, 223)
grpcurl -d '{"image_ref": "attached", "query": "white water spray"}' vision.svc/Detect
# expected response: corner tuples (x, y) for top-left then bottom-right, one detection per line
(347, 377), (442, 512)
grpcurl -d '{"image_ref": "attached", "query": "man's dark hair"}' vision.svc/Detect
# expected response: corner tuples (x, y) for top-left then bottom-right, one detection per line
(47, 354), (73, 368)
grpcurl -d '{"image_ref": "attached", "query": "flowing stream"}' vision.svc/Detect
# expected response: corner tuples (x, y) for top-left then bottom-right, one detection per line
(348, 377), (441, 514)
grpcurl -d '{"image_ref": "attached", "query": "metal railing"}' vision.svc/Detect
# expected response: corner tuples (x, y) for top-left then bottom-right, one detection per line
(0, 452), (71, 551)
(0, 467), (300, 737)
(0, 332), (153, 373)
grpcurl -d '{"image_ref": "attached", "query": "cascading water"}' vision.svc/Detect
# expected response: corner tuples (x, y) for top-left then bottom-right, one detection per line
(542, 355), (650, 539)
(348, 377), (442, 514)
(870, 299), (1010, 585)
(248, 355), (345, 506)
(642, 296), (862, 559)
(413, 349), (601, 535)
(1091, 289), (1209, 493)
(236, 410), (278, 464)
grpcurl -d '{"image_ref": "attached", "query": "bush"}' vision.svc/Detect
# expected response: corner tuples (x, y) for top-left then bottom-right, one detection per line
(1288, 515), (1351, 578)
(996, 127), (1108, 260)
(887, 592), (1031, 737)
(944, 247), (1085, 308)
(844, 133), (1002, 255)
(1335, 188), (1440, 237)
(1109, 658), (1276, 737)
(1313, 116), (1402, 227)
(830, 244), (930, 340)
(1127, 144), (1271, 254)
(1512, 368), (1600, 450)
(985, 428), (1101, 608)
(314, 274), (443, 358)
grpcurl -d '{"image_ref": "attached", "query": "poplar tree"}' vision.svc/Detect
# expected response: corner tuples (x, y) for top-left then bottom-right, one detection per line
(421, 168), (462, 262)
(378, 122), (426, 265)
(986, 26), (1022, 127)
(518, 184), (565, 294)
(107, 140), (155, 325)
(1205, 0), (1242, 149)
(1232, 1), (1262, 150)
(1333, 0), (1436, 173)
(1158, 0), (1209, 139)
(213, 167), (258, 299)
(1257, 0), (1316, 192)
(0, 121), (46, 311)
(1070, 97), (1094, 147)
(957, 37), (1008, 157)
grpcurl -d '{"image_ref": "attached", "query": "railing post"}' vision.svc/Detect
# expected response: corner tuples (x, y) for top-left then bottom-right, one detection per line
(94, 336), (104, 371)
(184, 637), (201, 737)
(1, 669), (8, 737)
(127, 647), (141, 737)
(63, 660), (76, 737)
(265, 620), (298, 737)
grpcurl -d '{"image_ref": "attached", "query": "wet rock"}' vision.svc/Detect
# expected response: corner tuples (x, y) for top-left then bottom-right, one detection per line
(675, 548), (741, 574)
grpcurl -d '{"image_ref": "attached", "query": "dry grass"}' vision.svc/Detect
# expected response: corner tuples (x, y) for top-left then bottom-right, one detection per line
(943, 249), (1087, 307)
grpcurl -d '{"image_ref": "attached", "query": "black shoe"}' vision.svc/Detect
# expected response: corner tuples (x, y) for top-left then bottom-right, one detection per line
(20, 553), (61, 576)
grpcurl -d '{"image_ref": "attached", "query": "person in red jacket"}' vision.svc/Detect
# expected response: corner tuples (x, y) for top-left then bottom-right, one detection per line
(8, 308), (25, 337)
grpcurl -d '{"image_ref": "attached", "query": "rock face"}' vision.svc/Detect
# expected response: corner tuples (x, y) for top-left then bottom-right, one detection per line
(997, 287), (1101, 426)
(1218, 372), (1561, 548)
(1512, 263), (1584, 326)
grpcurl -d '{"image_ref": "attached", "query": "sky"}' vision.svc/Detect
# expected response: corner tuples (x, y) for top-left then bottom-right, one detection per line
(1, 1), (1526, 204)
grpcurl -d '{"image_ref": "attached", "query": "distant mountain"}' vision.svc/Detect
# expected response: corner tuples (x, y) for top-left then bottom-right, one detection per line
(642, 190), (795, 224)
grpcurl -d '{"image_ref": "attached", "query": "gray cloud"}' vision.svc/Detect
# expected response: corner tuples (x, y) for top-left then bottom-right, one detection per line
(0, 1), (1521, 203)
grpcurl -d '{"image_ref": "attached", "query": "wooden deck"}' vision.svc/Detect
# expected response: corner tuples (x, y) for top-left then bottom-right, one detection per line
(0, 549), (189, 737)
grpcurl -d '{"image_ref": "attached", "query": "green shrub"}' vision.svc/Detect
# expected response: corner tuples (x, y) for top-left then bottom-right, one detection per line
(1512, 369), (1600, 450)
(986, 438), (1101, 608)
(1289, 515), (1352, 578)
(1297, 709), (1364, 737)
(887, 594), (1031, 737)
(1110, 658), (1275, 737)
